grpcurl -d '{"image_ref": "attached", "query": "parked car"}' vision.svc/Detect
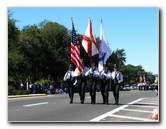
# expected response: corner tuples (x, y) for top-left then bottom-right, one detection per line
(149, 84), (156, 90)
(130, 84), (137, 90)
(123, 85), (130, 91)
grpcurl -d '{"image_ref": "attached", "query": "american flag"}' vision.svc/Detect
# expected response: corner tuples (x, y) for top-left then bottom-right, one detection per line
(140, 75), (143, 83)
(71, 21), (83, 75)
(143, 74), (146, 83)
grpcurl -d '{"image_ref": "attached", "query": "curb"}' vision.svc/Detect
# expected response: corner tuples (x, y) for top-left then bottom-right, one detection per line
(8, 94), (47, 99)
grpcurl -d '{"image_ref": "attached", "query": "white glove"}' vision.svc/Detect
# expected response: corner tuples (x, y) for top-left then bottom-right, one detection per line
(90, 69), (93, 74)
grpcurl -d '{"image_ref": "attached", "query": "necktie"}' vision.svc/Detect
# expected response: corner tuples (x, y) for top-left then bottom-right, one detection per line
(70, 71), (72, 79)
(115, 72), (117, 79)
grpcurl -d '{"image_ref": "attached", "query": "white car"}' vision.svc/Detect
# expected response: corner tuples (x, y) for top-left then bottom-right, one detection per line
(123, 85), (130, 91)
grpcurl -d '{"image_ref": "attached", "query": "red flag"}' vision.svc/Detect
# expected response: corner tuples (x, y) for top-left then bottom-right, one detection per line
(71, 19), (83, 75)
(82, 18), (98, 57)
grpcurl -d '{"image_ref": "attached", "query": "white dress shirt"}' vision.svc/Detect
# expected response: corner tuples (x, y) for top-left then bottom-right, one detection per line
(100, 69), (112, 80)
(111, 71), (123, 83)
(74, 66), (89, 77)
(85, 67), (99, 77)
(63, 70), (75, 81)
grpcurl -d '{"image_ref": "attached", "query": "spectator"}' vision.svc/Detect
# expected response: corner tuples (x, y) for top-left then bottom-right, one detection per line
(20, 82), (24, 90)
(58, 88), (63, 94)
(152, 108), (158, 120)
(55, 88), (59, 94)
(154, 77), (158, 96)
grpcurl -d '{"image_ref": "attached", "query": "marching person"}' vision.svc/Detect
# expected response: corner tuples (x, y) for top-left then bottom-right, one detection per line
(100, 64), (111, 104)
(63, 64), (75, 104)
(74, 60), (88, 104)
(111, 64), (123, 105)
(85, 60), (99, 104)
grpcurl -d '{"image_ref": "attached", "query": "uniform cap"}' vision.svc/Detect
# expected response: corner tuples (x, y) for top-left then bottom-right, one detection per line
(69, 64), (73, 68)
(114, 64), (118, 68)
(90, 60), (95, 63)
(81, 59), (84, 63)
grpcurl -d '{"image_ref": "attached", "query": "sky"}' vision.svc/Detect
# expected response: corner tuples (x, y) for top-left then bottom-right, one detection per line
(8, 7), (159, 74)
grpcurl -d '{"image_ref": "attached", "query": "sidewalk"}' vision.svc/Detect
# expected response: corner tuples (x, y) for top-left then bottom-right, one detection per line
(8, 94), (47, 99)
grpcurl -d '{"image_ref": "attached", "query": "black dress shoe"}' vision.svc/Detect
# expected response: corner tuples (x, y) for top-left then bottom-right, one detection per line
(92, 102), (95, 104)
(70, 100), (73, 103)
(103, 101), (106, 104)
(81, 101), (84, 104)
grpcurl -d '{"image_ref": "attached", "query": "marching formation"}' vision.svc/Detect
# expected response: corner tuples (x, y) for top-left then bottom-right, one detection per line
(63, 17), (123, 105)
(63, 61), (123, 105)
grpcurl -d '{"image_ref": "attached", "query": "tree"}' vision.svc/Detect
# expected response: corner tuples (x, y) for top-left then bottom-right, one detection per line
(8, 12), (26, 82)
(106, 48), (126, 71)
(18, 20), (71, 82)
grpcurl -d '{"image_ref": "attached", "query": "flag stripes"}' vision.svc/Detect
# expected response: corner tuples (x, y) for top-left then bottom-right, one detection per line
(71, 21), (83, 75)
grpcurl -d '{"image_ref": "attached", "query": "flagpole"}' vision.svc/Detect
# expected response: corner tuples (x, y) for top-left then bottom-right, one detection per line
(101, 18), (104, 66)
(71, 17), (74, 24)
(88, 16), (92, 63)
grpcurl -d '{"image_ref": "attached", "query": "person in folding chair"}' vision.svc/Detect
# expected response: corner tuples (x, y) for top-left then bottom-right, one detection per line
(111, 64), (123, 105)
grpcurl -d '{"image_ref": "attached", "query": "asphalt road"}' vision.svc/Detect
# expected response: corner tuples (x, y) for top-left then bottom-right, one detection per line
(8, 90), (159, 122)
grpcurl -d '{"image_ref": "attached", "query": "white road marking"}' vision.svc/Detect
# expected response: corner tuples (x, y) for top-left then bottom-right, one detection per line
(90, 98), (143, 121)
(23, 102), (48, 107)
(86, 96), (98, 98)
(141, 100), (158, 103)
(122, 108), (153, 113)
(109, 114), (157, 122)
(135, 102), (158, 105)
(130, 104), (157, 108)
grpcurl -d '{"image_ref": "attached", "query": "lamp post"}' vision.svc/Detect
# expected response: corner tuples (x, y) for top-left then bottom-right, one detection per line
(26, 78), (29, 90)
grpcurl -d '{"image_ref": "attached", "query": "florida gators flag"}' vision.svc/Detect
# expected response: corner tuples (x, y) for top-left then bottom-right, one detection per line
(98, 19), (112, 72)
(82, 18), (98, 57)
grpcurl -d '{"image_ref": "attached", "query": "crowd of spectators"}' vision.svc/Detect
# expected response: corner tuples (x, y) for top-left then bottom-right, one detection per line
(8, 81), (67, 95)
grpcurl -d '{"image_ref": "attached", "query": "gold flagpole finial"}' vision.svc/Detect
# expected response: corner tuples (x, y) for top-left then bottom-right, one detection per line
(88, 16), (91, 21)
(71, 17), (74, 24)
